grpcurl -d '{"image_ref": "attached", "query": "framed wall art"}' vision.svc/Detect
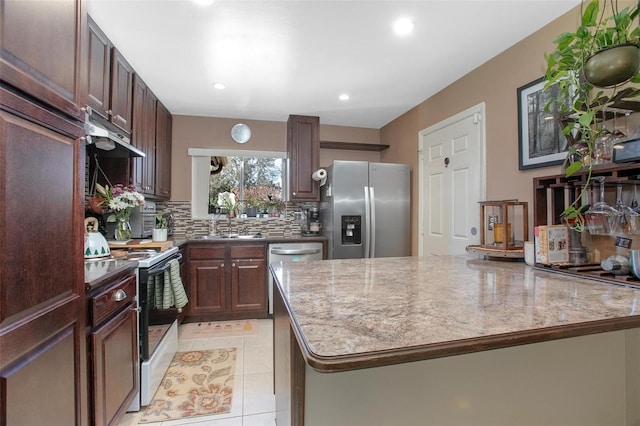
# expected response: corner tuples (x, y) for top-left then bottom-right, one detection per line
(517, 77), (572, 170)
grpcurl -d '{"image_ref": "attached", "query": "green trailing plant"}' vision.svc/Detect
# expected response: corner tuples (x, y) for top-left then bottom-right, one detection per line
(155, 212), (168, 229)
(543, 0), (640, 231)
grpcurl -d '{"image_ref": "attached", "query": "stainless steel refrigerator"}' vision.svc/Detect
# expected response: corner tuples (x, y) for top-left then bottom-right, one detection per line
(320, 160), (411, 259)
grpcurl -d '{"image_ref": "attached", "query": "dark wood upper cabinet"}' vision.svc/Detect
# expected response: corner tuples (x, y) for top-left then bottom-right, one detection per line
(131, 74), (157, 195)
(87, 16), (111, 119)
(131, 75), (146, 191)
(0, 0), (87, 121)
(110, 48), (133, 134)
(86, 16), (133, 134)
(287, 115), (320, 201)
(155, 101), (172, 199)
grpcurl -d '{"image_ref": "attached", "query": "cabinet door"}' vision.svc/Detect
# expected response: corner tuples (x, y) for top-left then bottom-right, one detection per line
(110, 48), (134, 134)
(155, 101), (172, 199)
(230, 259), (266, 312)
(143, 89), (157, 195)
(130, 74), (146, 191)
(0, 0), (86, 121)
(0, 104), (86, 425)
(129, 74), (157, 195)
(87, 16), (112, 120)
(287, 115), (320, 201)
(189, 260), (227, 314)
(90, 303), (139, 426)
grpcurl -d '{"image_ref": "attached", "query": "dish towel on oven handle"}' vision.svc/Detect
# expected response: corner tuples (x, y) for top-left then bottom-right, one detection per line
(148, 259), (188, 312)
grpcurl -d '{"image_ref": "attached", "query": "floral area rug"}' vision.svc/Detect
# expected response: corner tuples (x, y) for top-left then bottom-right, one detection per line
(139, 348), (236, 423)
(179, 320), (258, 340)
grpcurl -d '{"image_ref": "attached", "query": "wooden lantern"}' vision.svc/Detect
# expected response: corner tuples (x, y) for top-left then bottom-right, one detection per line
(479, 200), (528, 251)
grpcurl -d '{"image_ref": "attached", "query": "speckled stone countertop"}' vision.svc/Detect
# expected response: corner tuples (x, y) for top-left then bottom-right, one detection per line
(270, 255), (640, 372)
(84, 257), (137, 292)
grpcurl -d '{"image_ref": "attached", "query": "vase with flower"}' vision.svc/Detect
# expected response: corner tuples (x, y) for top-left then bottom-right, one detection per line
(95, 183), (145, 241)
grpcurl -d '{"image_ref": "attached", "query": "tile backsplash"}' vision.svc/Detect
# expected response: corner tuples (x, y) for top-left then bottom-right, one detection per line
(157, 200), (305, 237)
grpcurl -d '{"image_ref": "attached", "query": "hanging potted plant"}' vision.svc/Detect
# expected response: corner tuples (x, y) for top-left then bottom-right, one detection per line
(582, 0), (640, 87)
(544, 0), (640, 231)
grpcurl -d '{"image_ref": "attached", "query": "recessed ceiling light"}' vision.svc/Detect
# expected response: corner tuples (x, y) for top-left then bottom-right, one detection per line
(192, 0), (214, 6)
(393, 18), (414, 36)
(339, 94), (350, 101)
(213, 83), (226, 90)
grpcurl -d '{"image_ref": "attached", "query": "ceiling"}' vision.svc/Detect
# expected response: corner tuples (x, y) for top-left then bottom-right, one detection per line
(87, 0), (580, 129)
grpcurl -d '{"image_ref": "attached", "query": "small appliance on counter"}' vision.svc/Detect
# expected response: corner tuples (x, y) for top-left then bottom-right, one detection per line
(105, 200), (156, 239)
(301, 205), (322, 236)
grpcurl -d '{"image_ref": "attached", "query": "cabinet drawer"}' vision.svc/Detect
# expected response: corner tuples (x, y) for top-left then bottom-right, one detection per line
(190, 246), (226, 260)
(230, 244), (265, 259)
(90, 275), (136, 327)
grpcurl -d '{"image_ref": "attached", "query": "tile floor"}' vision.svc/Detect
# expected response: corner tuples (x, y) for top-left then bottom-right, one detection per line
(118, 319), (276, 426)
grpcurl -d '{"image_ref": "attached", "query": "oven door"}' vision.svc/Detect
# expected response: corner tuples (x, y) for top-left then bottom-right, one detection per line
(138, 252), (182, 360)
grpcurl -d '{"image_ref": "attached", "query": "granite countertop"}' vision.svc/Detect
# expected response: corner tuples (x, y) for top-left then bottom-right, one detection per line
(270, 255), (640, 372)
(84, 257), (138, 292)
(181, 234), (326, 244)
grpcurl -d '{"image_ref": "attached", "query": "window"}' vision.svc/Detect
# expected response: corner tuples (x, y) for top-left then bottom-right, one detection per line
(189, 148), (287, 220)
(209, 156), (285, 216)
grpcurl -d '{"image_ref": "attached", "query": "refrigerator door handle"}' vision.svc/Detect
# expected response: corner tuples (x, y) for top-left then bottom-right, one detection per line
(364, 186), (371, 258)
(370, 186), (375, 258)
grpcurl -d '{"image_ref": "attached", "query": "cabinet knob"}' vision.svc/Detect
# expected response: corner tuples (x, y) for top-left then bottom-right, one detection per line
(221, 263), (224, 268)
(232, 263), (236, 267)
(113, 289), (127, 302)
(107, 109), (112, 116)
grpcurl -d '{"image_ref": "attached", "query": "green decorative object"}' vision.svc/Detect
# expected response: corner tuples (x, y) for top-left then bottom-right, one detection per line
(544, 0), (640, 231)
(584, 43), (640, 87)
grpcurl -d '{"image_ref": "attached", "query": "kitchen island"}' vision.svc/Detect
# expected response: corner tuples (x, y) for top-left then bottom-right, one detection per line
(270, 256), (640, 426)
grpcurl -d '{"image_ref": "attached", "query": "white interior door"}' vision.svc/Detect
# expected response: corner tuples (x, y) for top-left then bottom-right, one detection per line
(418, 103), (486, 255)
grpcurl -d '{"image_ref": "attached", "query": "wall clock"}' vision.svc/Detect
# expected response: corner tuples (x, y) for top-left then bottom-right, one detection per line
(231, 123), (251, 144)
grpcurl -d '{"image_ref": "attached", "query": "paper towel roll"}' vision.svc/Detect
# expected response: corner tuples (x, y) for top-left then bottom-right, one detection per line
(312, 168), (327, 186)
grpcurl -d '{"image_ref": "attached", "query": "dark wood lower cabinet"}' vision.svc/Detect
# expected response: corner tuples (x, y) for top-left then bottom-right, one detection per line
(187, 243), (267, 321)
(88, 273), (138, 426)
(231, 258), (267, 312)
(2, 327), (79, 425)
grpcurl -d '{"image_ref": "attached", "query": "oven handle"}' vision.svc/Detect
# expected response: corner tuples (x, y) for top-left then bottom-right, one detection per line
(146, 253), (183, 277)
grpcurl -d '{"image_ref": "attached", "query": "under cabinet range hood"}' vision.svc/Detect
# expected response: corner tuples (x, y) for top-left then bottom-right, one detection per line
(84, 111), (144, 158)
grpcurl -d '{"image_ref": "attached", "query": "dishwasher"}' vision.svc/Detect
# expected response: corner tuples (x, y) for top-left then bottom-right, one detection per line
(268, 242), (323, 314)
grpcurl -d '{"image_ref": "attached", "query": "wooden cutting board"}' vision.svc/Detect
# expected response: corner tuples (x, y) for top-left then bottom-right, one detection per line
(108, 239), (174, 251)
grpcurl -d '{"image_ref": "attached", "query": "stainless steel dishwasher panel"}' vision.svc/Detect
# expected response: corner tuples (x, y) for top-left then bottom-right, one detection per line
(268, 242), (323, 315)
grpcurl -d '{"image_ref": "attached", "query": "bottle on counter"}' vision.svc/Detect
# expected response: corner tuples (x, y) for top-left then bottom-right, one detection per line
(208, 215), (217, 236)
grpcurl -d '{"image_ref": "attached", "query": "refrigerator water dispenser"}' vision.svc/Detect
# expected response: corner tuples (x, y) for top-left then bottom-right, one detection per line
(341, 216), (361, 245)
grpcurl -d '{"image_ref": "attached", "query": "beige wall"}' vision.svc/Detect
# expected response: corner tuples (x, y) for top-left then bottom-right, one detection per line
(171, 3), (638, 255)
(380, 5), (584, 255)
(171, 116), (382, 200)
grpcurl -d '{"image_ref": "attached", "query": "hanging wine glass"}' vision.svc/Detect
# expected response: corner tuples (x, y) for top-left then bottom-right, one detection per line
(628, 184), (640, 234)
(585, 177), (620, 235)
(613, 183), (628, 234)
(594, 129), (614, 165)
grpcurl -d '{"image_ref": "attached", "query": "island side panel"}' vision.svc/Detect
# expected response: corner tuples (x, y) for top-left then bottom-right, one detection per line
(627, 328), (640, 422)
(274, 283), (306, 426)
(303, 330), (636, 426)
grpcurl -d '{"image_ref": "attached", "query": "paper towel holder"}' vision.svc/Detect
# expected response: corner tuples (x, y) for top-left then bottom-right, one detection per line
(312, 168), (327, 186)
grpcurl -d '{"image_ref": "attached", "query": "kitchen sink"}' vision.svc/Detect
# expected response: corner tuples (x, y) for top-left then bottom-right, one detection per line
(190, 233), (265, 240)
